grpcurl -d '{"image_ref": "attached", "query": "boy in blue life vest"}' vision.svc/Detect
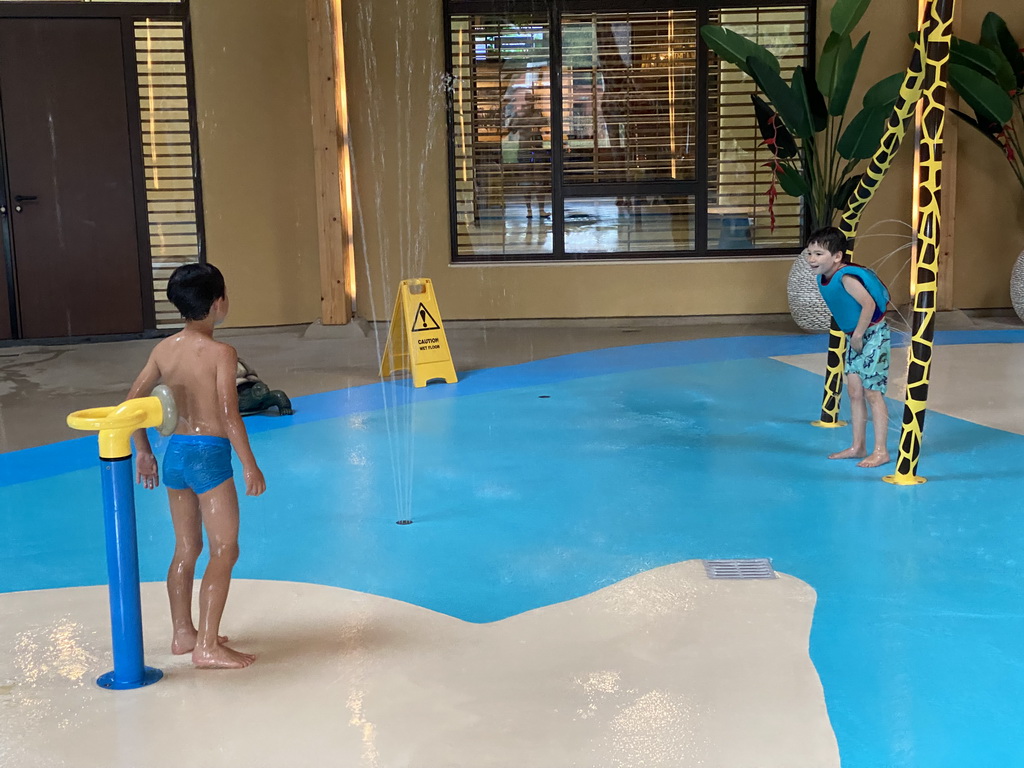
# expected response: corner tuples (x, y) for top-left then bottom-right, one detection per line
(806, 227), (891, 468)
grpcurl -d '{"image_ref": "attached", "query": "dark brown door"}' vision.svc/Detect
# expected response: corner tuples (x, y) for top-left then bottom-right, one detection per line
(0, 18), (143, 339)
(0, 211), (10, 340)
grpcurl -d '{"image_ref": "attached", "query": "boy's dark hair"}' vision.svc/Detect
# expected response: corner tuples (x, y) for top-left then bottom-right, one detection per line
(806, 227), (851, 263)
(167, 263), (226, 320)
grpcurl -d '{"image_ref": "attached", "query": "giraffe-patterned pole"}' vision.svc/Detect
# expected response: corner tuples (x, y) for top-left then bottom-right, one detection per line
(812, 319), (849, 427)
(839, 39), (928, 239)
(883, 0), (955, 485)
(815, 27), (929, 427)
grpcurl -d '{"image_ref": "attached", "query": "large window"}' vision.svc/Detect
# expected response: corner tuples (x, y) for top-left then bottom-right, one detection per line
(446, 1), (811, 262)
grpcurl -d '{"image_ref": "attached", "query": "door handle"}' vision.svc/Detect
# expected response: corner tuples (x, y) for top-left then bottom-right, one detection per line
(14, 195), (37, 203)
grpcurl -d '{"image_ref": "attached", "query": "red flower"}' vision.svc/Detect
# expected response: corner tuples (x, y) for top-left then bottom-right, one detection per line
(998, 127), (1016, 162)
(760, 115), (785, 232)
(764, 163), (779, 232)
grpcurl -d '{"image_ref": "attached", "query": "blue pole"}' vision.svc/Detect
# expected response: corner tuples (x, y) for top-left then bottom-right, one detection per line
(96, 455), (162, 690)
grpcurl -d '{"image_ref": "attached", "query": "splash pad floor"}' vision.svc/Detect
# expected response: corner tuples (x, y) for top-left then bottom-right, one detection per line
(2, 325), (1024, 767)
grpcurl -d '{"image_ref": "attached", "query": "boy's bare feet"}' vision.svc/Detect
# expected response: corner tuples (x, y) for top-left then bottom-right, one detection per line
(192, 642), (256, 669)
(857, 451), (890, 468)
(172, 628), (229, 655)
(828, 447), (866, 460)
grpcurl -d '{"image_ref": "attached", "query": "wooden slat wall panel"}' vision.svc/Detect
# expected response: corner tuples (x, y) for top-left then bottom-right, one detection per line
(135, 19), (201, 328)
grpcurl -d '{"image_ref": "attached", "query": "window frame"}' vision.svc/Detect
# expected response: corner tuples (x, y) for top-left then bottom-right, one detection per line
(444, 0), (816, 263)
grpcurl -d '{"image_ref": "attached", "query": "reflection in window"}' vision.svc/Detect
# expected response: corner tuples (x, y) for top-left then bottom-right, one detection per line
(451, 15), (553, 256)
(447, 3), (810, 261)
(563, 196), (694, 253)
(562, 12), (697, 184)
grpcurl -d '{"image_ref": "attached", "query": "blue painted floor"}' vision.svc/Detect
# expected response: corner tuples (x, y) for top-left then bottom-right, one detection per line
(2, 332), (1023, 767)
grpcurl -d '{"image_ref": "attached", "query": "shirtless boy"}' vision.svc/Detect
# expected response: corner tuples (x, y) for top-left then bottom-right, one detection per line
(128, 263), (265, 669)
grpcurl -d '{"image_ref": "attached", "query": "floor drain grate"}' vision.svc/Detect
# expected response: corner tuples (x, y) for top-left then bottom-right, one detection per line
(702, 558), (777, 580)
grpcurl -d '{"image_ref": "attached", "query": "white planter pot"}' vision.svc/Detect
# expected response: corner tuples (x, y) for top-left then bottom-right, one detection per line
(786, 254), (831, 333)
(1010, 249), (1024, 323)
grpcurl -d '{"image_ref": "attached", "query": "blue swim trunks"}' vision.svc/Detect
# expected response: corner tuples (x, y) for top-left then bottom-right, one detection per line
(845, 321), (891, 393)
(162, 435), (234, 495)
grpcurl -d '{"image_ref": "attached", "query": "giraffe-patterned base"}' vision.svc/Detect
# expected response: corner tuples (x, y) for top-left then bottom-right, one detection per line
(883, 473), (928, 486)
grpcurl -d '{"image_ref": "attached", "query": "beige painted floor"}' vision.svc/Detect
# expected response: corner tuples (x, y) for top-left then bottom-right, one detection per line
(0, 562), (837, 768)
(775, 340), (1024, 437)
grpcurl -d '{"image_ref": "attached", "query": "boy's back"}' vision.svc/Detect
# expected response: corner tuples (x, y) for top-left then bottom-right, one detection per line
(149, 329), (236, 439)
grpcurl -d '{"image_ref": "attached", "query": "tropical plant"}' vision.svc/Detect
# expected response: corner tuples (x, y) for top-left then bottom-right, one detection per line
(949, 12), (1024, 193)
(700, 0), (902, 232)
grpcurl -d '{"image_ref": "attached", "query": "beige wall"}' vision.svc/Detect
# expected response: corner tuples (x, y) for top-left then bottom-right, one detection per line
(210, 0), (1021, 325)
(190, 0), (322, 327)
(952, 4), (1024, 308)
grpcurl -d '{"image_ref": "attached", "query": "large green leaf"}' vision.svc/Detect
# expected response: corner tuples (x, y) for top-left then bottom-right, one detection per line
(699, 25), (780, 76)
(951, 38), (1012, 90)
(980, 12), (1024, 90)
(950, 63), (1013, 127)
(950, 38), (1007, 81)
(836, 104), (890, 159)
(794, 66), (828, 133)
(751, 94), (798, 158)
(862, 73), (904, 110)
(747, 56), (809, 139)
(776, 163), (810, 198)
(830, 33), (869, 116)
(817, 32), (852, 99)
(830, 0), (872, 37)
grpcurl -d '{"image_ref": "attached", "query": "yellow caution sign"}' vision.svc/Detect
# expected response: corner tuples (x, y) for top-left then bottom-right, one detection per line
(380, 278), (458, 387)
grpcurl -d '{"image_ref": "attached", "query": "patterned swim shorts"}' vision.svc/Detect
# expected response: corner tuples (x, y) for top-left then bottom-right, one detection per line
(845, 321), (891, 393)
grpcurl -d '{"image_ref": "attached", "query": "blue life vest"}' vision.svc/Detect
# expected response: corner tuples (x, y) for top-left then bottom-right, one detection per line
(817, 264), (889, 333)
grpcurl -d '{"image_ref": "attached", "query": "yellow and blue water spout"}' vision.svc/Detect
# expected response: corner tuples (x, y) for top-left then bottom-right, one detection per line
(66, 385), (177, 689)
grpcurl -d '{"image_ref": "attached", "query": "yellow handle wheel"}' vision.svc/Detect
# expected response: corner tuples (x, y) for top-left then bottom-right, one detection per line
(66, 386), (178, 459)
(67, 406), (149, 433)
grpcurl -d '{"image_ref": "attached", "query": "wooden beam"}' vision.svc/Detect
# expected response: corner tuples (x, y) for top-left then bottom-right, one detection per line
(936, 3), (961, 311)
(307, 0), (355, 324)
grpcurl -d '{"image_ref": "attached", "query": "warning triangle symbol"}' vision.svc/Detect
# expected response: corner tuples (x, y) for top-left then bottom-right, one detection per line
(411, 302), (441, 332)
